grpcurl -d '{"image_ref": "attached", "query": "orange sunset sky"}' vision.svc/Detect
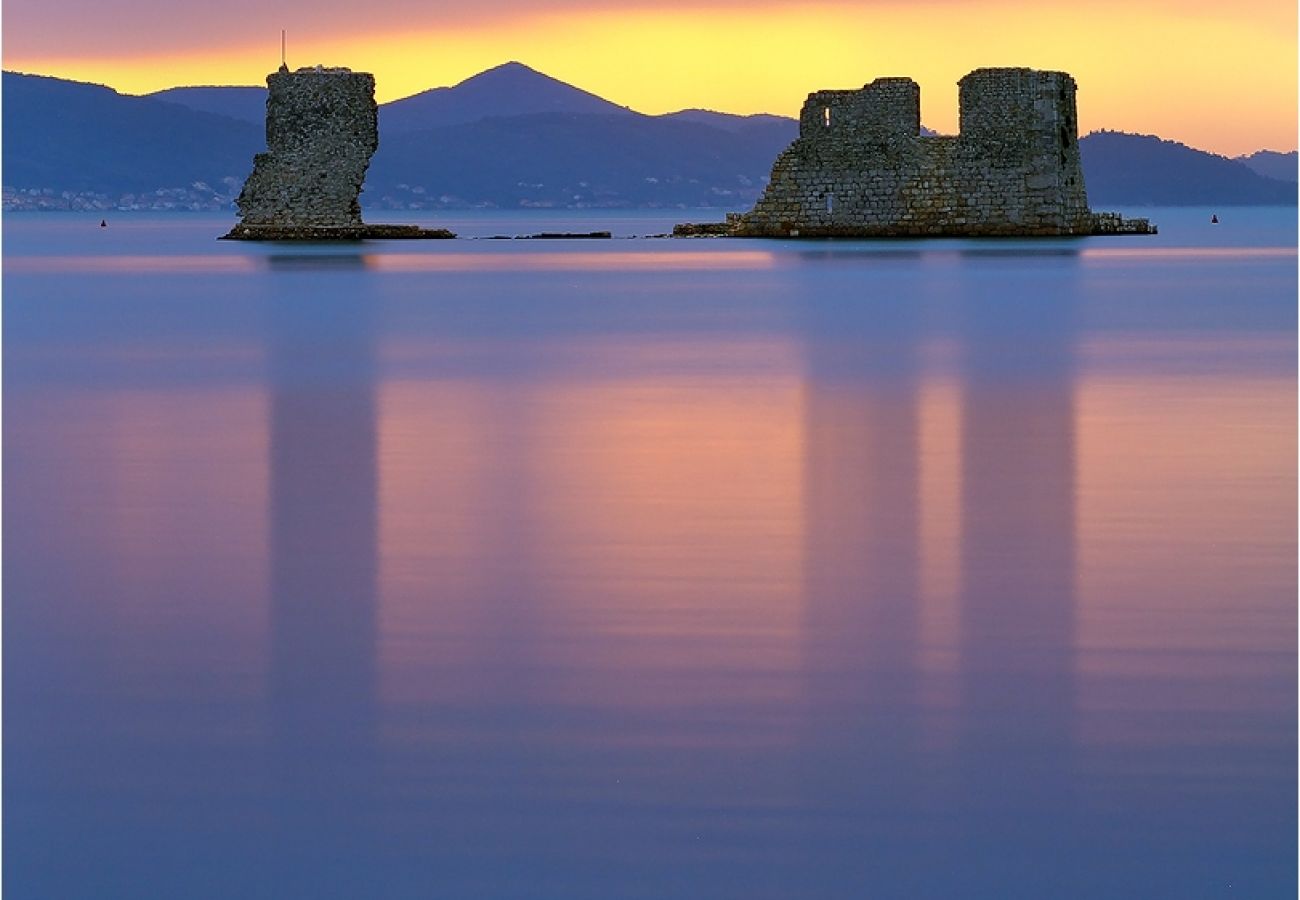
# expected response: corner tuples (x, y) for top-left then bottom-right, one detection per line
(3, 0), (1296, 156)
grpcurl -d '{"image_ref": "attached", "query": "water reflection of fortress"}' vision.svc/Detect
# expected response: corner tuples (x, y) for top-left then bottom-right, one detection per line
(799, 261), (1078, 862)
(267, 279), (380, 891)
(261, 261), (1082, 883)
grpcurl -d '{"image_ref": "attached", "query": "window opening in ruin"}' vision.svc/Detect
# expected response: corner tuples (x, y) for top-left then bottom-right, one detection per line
(826, 193), (834, 214)
(823, 107), (831, 128)
(1059, 126), (1069, 150)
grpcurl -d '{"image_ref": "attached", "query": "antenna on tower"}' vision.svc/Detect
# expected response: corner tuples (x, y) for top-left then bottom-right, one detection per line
(280, 30), (287, 69)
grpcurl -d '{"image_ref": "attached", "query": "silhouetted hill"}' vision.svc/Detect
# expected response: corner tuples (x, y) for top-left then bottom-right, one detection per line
(1079, 131), (1296, 205)
(3, 71), (259, 200)
(137, 63), (626, 133)
(380, 62), (633, 134)
(146, 85), (267, 124)
(1235, 149), (1297, 183)
(367, 112), (786, 207)
(663, 109), (796, 135)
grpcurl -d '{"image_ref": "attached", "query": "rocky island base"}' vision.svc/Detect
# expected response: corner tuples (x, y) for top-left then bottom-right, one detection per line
(221, 223), (455, 241)
(672, 211), (1157, 238)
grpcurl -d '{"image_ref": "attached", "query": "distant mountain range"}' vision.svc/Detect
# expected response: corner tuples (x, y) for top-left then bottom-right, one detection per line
(4, 72), (260, 202)
(4, 62), (1295, 211)
(148, 63), (637, 133)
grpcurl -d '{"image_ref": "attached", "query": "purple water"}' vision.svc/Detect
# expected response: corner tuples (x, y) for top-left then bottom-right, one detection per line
(4, 207), (1296, 898)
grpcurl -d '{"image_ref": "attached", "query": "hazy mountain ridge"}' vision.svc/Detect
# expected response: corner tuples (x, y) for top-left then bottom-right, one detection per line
(146, 85), (268, 124)
(4, 71), (261, 206)
(1080, 130), (1296, 206)
(661, 109), (797, 134)
(4, 66), (1295, 210)
(1235, 149), (1297, 183)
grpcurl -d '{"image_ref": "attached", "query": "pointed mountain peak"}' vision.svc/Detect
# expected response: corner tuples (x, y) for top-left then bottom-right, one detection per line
(453, 61), (574, 90)
(480, 61), (539, 76)
(382, 61), (633, 134)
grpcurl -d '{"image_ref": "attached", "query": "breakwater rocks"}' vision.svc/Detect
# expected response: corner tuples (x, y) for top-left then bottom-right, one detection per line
(223, 65), (454, 241)
(686, 68), (1154, 238)
(1089, 211), (1156, 235)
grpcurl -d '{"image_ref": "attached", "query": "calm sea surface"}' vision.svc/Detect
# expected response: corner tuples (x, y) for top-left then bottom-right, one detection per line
(4, 208), (1296, 898)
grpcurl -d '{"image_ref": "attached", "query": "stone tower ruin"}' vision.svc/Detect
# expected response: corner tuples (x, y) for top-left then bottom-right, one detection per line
(232, 66), (376, 232)
(728, 67), (1152, 237)
(223, 65), (452, 240)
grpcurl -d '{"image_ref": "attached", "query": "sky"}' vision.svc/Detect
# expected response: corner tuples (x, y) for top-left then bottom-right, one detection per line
(3, 0), (1296, 156)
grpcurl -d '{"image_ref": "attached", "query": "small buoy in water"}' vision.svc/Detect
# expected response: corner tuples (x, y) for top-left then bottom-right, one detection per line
(100, 219), (107, 228)
(1211, 214), (1219, 224)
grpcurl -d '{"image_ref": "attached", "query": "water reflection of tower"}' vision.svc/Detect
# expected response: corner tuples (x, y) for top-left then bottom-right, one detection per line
(955, 254), (1080, 876)
(800, 268), (923, 847)
(265, 256), (380, 891)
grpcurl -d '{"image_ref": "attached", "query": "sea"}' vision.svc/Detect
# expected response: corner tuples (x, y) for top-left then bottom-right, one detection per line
(4, 207), (1296, 898)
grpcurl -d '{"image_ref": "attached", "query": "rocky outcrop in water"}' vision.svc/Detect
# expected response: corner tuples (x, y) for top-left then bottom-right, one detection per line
(223, 66), (452, 240)
(706, 68), (1154, 238)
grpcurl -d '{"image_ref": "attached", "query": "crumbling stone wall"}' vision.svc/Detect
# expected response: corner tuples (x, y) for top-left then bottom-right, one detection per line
(234, 66), (378, 228)
(733, 68), (1098, 237)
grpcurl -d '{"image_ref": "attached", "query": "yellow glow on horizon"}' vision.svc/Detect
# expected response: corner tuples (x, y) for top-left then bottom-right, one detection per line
(7, 2), (1295, 156)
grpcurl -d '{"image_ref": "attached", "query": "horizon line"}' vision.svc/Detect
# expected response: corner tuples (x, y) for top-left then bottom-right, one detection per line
(4, 63), (1297, 158)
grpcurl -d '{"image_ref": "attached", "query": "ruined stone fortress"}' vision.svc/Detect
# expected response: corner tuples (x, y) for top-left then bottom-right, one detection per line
(727, 67), (1152, 237)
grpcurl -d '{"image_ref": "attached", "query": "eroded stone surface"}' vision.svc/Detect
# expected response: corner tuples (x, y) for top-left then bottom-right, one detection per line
(232, 66), (376, 229)
(728, 68), (1155, 237)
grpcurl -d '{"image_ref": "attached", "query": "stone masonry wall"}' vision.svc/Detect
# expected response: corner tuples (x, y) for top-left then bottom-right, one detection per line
(234, 67), (378, 228)
(733, 68), (1095, 237)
